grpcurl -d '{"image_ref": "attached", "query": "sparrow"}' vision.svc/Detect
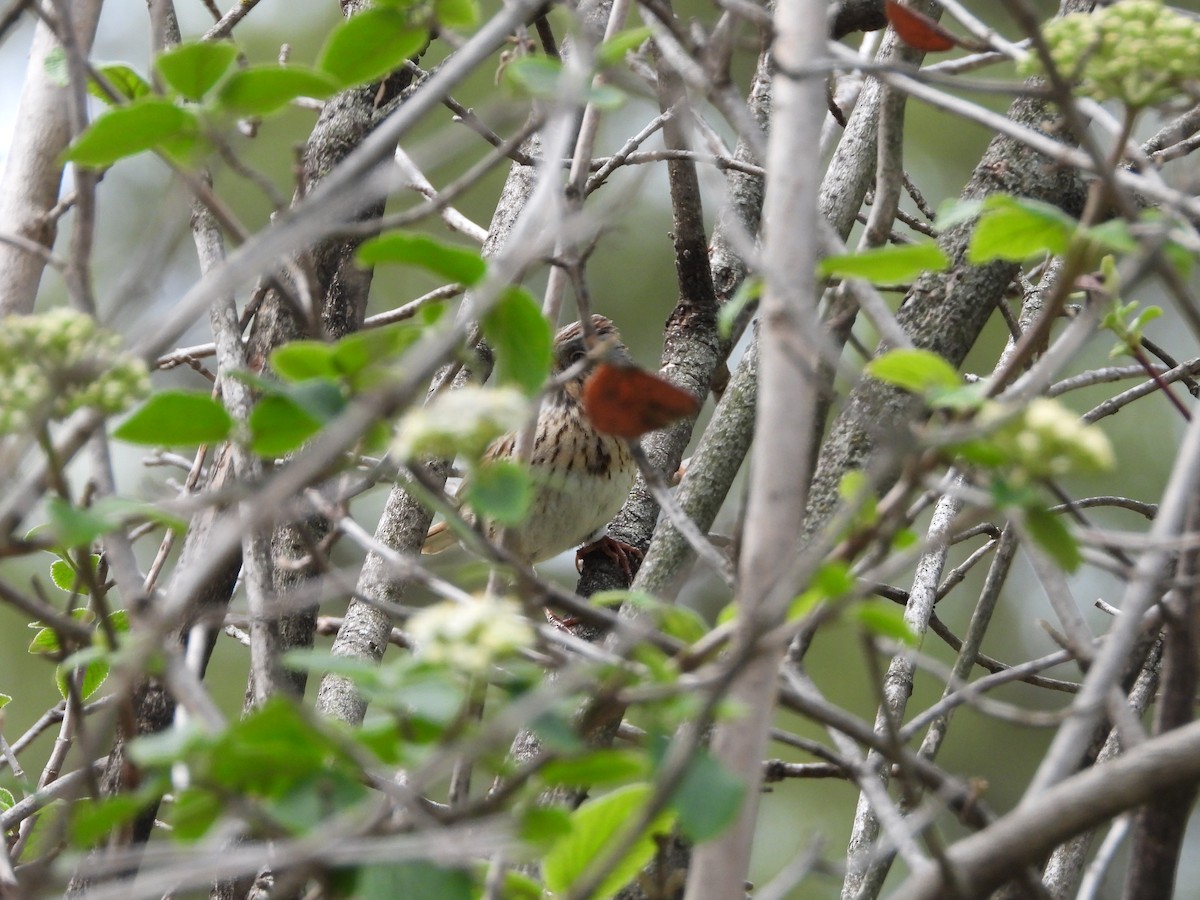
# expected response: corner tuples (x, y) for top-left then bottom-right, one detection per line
(422, 315), (642, 576)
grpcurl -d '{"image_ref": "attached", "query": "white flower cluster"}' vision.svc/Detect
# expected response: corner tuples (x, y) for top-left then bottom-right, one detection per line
(392, 385), (529, 461)
(408, 596), (535, 674)
(983, 398), (1115, 479)
(0, 308), (149, 434)
(1021, 0), (1200, 108)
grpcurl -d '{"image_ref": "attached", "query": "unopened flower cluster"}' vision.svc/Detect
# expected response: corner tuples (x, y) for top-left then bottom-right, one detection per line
(980, 398), (1115, 480)
(408, 596), (534, 674)
(1020, 0), (1200, 108)
(0, 309), (149, 435)
(392, 385), (528, 461)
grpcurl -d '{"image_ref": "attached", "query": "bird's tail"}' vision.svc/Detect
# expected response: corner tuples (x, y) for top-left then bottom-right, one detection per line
(421, 520), (457, 555)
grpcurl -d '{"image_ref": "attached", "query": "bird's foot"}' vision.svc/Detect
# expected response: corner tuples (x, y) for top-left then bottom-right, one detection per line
(544, 608), (580, 630)
(575, 535), (644, 584)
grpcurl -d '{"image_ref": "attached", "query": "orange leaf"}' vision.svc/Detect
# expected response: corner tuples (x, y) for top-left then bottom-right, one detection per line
(885, 0), (959, 52)
(582, 364), (700, 439)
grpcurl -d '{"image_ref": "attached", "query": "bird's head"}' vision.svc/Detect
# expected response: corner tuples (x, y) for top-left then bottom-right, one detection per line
(552, 315), (631, 403)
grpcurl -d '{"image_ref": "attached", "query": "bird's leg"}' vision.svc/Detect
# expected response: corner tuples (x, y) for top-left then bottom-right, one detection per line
(575, 535), (643, 584)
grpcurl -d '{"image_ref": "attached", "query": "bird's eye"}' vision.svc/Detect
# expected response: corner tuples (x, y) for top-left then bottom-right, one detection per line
(569, 348), (587, 365)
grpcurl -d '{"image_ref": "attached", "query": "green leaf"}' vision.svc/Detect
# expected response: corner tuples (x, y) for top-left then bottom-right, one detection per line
(269, 341), (340, 382)
(927, 382), (988, 412)
(332, 322), (424, 384)
(0, 693), (10, 711)
(668, 747), (744, 842)
(597, 26), (651, 66)
(114, 390), (233, 446)
(852, 601), (917, 646)
(531, 711), (584, 754)
(789, 561), (854, 620)
(156, 41), (237, 101)
(266, 771), (367, 835)
(70, 778), (166, 846)
(248, 394), (322, 458)
(171, 787), (223, 841)
(63, 98), (196, 167)
(352, 862), (472, 900)
(1024, 506), (1081, 573)
(317, 9), (427, 88)
(127, 722), (210, 768)
(967, 195), (1078, 263)
(77, 660), (112, 698)
(49, 556), (100, 595)
(48, 498), (115, 548)
(504, 56), (562, 97)
(866, 348), (961, 394)
(216, 65), (336, 116)
(481, 288), (553, 394)
(90, 63), (152, 103)
(718, 277), (761, 340)
(28, 625), (58, 654)
(434, 0), (478, 28)
(1085, 219), (1138, 255)
(520, 806), (574, 846)
(614, 590), (709, 644)
(206, 698), (340, 796)
(541, 750), (648, 789)
(356, 233), (486, 285)
(43, 47), (69, 85)
(58, 646), (111, 700)
(543, 784), (676, 898)
(466, 459), (532, 525)
(818, 241), (949, 283)
(934, 197), (984, 231)
(483, 869), (542, 900)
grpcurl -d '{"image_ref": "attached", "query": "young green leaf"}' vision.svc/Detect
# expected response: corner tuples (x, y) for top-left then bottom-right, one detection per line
(332, 322), (424, 383)
(865, 348), (961, 394)
(356, 233), (487, 285)
(248, 378), (348, 458)
(597, 26), (652, 66)
(853, 601), (917, 646)
(934, 197), (984, 231)
(1024, 506), (1081, 573)
(434, 0), (479, 28)
(114, 391), (233, 446)
(352, 862), (472, 900)
(542, 784), (677, 898)
(63, 98), (197, 167)
(70, 777), (168, 847)
(967, 195), (1078, 263)
(156, 41), (237, 101)
(541, 750), (648, 789)
(171, 787), (223, 841)
(718, 277), (761, 339)
(519, 806), (574, 846)
(465, 459), (532, 525)
(818, 241), (949, 283)
(216, 65), (337, 116)
(48, 498), (115, 548)
(249, 396), (322, 458)
(482, 288), (553, 394)
(504, 56), (562, 96)
(90, 63), (153, 103)
(668, 747), (744, 842)
(58, 645), (112, 700)
(317, 8), (427, 88)
(269, 341), (341, 382)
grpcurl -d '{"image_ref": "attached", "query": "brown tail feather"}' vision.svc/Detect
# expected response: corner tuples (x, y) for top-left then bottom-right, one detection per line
(421, 520), (458, 555)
